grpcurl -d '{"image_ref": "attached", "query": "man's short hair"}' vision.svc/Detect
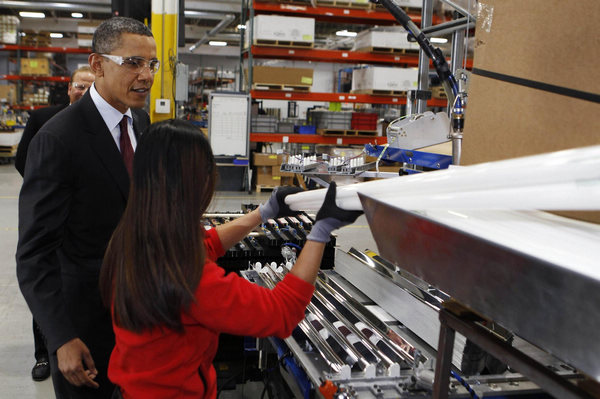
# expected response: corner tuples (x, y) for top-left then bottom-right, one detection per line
(70, 65), (92, 81)
(92, 16), (153, 54)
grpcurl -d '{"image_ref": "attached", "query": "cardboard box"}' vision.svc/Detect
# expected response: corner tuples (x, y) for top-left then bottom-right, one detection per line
(353, 30), (420, 51)
(393, 0), (422, 7)
(250, 66), (313, 87)
(461, 0), (600, 223)
(253, 152), (282, 166)
(351, 67), (418, 92)
(246, 15), (314, 46)
(271, 166), (295, 177)
(0, 15), (19, 44)
(21, 58), (50, 76)
(255, 165), (279, 186)
(0, 84), (16, 104)
(77, 33), (93, 48)
(77, 22), (100, 35)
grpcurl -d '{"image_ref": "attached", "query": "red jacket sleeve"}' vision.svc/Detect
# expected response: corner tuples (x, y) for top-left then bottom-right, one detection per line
(203, 228), (225, 261)
(186, 262), (314, 339)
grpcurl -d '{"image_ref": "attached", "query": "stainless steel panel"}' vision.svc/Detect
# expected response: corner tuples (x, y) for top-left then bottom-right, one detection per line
(334, 249), (466, 368)
(359, 193), (600, 382)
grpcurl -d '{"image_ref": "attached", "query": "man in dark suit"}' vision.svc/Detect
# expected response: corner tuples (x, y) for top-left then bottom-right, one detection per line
(15, 66), (95, 177)
(15, 66), (95, 383)
(16, 17), (156, 398)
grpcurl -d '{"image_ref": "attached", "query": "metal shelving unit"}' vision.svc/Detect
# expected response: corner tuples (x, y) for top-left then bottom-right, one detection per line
(250, 89), (447, 106)
(250, 132), (388, 145)
(0, 44), (90, 54)
(251, 0), (442, 25)
(246, 46), (472, 70)
(0, 44), (89, 108)
(241, 1), (451, 145)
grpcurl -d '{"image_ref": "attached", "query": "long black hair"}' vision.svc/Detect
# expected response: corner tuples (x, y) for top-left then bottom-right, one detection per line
(100, 119), (217, 333)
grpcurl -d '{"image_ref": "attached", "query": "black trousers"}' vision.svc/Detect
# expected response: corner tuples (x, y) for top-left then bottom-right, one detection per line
(111, 387), (123, 399)
(49, 275), (116, 399)
(33, 318), (48, 361)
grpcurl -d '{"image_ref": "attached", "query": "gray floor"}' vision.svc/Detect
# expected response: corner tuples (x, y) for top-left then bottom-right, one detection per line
(0, 161), (376, 398)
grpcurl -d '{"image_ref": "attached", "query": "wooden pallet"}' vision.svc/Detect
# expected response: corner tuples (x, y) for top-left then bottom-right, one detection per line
(317, 128), (378, 136)
(252, 84), (311, 92)
(354, 46), (419, 55)
(0, 144), (18, 156)
(255, 185), (278, 193)
(316, 0), (371, 9)
(253, 39), (314, 49)
(351, 89), (408, 96)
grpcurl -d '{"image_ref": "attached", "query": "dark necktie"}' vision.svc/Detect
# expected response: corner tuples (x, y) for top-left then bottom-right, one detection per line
(119, 116), (134, 177)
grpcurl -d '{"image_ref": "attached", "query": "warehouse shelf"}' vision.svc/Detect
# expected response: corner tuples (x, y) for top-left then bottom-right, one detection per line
(250, 90), (447, 106)
(247, 46), (473, 69)
(0, 45), (90, 54)
(0, 75), (70, 82)
(252, 0), (443, 25)
(11, 104), (49, 110)
(251, 132), (387, 145)
(248, 46), (419, 66)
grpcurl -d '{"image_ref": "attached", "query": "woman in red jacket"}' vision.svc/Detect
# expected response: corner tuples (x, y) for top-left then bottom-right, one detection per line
(99, 119), (361, 398)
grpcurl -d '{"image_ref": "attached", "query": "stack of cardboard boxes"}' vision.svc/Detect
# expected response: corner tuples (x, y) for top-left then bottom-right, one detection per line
(253, 153), (295, 188)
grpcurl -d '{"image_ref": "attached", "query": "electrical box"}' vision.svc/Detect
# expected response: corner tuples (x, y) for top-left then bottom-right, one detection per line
(155, 98), (171, 114)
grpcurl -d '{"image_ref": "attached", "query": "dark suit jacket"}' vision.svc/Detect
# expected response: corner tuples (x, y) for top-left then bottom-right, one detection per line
(16, 90), (150, 356)
(15, 103), (68, 176)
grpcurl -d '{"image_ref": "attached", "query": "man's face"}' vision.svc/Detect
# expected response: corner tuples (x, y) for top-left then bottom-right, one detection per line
(94, 33), (157, 113)
(67, 71), (95, 104)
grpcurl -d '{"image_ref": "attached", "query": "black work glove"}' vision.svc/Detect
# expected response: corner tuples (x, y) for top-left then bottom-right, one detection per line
(259, 186), (305, 223)
(306, 181), (363, 243)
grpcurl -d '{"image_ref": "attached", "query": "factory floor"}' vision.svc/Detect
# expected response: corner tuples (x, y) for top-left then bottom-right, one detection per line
(0, 161), (376, 398)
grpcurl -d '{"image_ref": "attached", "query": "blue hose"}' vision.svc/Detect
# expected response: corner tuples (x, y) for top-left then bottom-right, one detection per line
(450, 370), (480, 399)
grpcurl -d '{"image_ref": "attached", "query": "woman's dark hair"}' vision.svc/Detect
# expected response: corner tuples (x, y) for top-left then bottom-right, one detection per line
(100, 119), (216, 333)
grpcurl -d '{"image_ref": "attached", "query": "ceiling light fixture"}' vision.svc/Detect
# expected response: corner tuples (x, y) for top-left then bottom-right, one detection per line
(71, 12), (83, 18)
(209, 41), (227, 46)
(430, 37), (448, 44)
(336, 30), (357, 37)
(50, 33), (63, 38)
(19, 11), (45, 19)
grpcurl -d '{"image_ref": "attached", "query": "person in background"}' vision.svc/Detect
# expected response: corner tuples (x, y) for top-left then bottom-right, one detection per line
(14, 66), (95, 382)
(16, 16), (155, 399)
(15, 66), (95, 176)
(99, 118), (362, 399)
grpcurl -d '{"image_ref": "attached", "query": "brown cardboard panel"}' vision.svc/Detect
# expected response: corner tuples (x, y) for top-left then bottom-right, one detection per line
(474, 0), (600, 93)
(250, 66), (313, 87)
(0, 84), (16, 103)
(464, 1), (600, 223)
(21, 58), (50, 76)
(256, 173), (281, 186)
(462, 75), (600, 165)
(271, 166), (294, 177)
(253, 153), (281, 166)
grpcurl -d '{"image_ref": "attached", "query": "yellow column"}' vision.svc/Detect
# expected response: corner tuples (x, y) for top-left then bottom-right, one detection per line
(150, 0), (178, 122)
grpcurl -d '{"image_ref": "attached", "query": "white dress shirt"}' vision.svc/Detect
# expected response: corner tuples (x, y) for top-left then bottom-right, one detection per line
(89, 83), (137, 152)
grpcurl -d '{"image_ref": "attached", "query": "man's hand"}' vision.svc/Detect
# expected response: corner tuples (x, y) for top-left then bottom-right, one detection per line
(56, 338), (99, 388)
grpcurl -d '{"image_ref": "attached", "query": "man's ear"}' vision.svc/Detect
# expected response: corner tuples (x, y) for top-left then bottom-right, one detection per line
(89, 54), (103, 77)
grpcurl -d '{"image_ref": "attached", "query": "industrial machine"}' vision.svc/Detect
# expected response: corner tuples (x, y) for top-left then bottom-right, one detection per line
(234, 144), (600, 398)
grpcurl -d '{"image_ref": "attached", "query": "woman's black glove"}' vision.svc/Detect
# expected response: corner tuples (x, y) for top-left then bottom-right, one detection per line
(306, 181), (363, 243)
(259, 186), (305, 223)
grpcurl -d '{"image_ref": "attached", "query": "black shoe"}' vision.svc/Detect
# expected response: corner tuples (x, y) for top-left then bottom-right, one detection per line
(31, 358), (50, 381)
